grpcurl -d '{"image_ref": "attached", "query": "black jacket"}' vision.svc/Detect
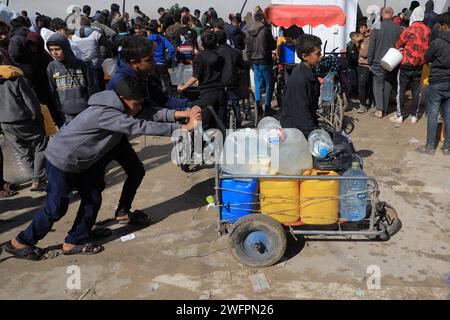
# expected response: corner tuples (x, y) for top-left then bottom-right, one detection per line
(280, 63), (321, 138)
(424, 0), (439, 30)
(245, 22), (276, 65)
(225, 24), (245, 51)
(193, 49), (225, 92)
(425, 32), (450, 85)
(8, 27), (33, 78)
(216, 44), (244, 88)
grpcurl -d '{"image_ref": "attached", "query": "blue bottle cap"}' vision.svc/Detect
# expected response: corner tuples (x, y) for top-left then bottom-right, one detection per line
(319, 147), (329, 158)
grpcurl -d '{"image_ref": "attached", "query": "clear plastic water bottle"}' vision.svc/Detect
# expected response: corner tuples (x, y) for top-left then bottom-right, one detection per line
(321, 73), (334, 103)
(308, 129), (333, 159)
(340, 162), (368, 222)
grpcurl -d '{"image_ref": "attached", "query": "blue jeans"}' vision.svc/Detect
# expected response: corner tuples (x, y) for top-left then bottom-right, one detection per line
(17, 160), (105, 246)
(425, 82), (450, 149)
(253, 63), (274, 111)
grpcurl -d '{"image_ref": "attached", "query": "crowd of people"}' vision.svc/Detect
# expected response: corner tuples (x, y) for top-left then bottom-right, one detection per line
(0, 1), (449, 259)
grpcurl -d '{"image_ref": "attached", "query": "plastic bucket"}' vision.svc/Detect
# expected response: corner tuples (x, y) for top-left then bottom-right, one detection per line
(380, 48), (403, 72)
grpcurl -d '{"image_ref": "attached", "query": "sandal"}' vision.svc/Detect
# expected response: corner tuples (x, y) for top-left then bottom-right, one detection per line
(62, 243), (104, 256)
(2, 181), (17, 192)
(115, 210), (151, 226)
(0, 189), (18, 198)
(30, 181), (47, 192)
(1, 241), (44, 261)
(415, 145), (435, 155)
(441, 146), (450, 156)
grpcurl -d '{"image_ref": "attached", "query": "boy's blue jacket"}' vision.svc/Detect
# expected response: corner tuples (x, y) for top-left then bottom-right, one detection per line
(108, 59), (190, 111)
(148, 34), (175, 65)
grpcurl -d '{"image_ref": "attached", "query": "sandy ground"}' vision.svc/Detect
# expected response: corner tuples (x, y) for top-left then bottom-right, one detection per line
(0, 104), (449, 300)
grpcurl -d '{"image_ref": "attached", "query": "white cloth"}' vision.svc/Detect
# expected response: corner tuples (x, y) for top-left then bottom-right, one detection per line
(409, 6), (425, 26)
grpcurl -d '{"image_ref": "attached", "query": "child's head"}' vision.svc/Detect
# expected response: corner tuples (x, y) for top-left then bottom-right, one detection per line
(295, 34), (322, 66)
(350, 32), (359, 41)
(145, 23), (157, 35)
(47, 43), (65, 61)
(184, 30), (194, 42)
(201, 31), (217, 50)
(121, 35), (155, 75)
(438, 12), (450, 32)
(215, 30), (227, 45)
(358, 22), (368, 34)
(114, 75), (146, 116)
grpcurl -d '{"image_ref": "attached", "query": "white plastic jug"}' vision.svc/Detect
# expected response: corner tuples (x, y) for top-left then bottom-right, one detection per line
(308, 129), (334, 159)
(380, 48), (403, 72)
(221, 129), (274, 175)
(273, 128), (313, 175)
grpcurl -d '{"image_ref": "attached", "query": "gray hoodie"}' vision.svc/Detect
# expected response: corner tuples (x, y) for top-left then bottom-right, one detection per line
(368, 19), (403, 65)
(46, 33), (99, 116)
(44, 90), (180, 173)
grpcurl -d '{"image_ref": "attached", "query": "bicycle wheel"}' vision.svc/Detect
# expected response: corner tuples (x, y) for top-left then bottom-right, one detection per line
(333, 93), (345, 131)
(228, 108), (237, 131)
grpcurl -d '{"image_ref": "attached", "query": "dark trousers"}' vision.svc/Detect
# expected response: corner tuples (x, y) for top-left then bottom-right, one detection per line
(16, 160), (105, 246)
(372, 63), (398, 113)
(358, 66), (373, 107)
(195, 89), (227, 130)
(226, 87), (242, 128)
(100, 136), (145, 214)
(426, 82), (450, 149)
(1, 121), (48, 182)
(156, 64), (175, 96)
(0, 145), (4, 185)
(395, 67), (422, 117)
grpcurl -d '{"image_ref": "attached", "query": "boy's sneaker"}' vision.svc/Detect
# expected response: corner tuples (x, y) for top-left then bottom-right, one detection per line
(410, 116), (418, 124)
(441, 145), (450, 156)
(415, 145), (435, 155)
(370, 110), (383, 118)
(389, 114), (403, 123)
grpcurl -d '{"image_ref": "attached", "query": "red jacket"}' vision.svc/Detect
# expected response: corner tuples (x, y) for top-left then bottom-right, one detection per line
(396, 21), (431, 67)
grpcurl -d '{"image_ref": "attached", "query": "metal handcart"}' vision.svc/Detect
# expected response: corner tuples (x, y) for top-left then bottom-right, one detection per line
(205, 107), (400, 268)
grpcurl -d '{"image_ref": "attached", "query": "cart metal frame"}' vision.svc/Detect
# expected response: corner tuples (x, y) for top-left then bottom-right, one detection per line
(214, 163), (385, 239)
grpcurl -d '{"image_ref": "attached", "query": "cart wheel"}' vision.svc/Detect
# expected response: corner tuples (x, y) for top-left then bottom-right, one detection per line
(229, 214), (287, 268)
(369, 202), (401, 241)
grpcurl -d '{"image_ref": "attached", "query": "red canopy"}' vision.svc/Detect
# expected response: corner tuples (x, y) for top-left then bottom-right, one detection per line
(264, 5), (347, 28)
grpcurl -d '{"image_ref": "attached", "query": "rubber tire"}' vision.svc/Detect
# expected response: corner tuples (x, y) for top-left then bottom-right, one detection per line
(229, 214), (287, 268)
(367, 203), (400, 241)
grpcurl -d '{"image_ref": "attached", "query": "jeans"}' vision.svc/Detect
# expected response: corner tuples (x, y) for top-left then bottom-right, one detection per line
(372, 63), (398, 113)
(253, 63), (274, 111)
(100, 136), (146, 214)
(226, 87), (242, 128)
(395, 67), (422, 117)
(425, 82), (450, 149)
(17, 160), (105, 246)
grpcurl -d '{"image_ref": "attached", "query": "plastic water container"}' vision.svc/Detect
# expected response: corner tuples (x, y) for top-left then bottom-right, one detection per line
(221, 179), (258, 223)
(221, 129), (274, 175)
(300, 170), (340, 225)
(380, 48), (403, 72)
(339, 162), (368, 222)
(182, 65), (193, 83)
(279, 43), (296, 64)
(308, 129), (334, 159)
(274, 128), (313, 175)
(170, 65), (193, 85)
(260, 179), (300, 223)
(321, 73), (334, 103)
(102, 58), (117, 76)
(258, 117), (286, 145)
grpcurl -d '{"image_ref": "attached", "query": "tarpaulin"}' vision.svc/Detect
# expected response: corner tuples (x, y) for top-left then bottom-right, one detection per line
(264, 5), (347, 28)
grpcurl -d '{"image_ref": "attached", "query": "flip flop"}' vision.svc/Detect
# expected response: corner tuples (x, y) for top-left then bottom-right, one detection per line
(62, 243), (104, 256)
(0, 190), (18, 198)
(115, 210), (151, 226)
(2, 181), (17, 192)
(1, 241), (44, 261)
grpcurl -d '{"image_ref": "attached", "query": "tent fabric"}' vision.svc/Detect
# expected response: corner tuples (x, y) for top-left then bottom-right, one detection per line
(0, 4), (18, 23)
(264, 5), (347, 28)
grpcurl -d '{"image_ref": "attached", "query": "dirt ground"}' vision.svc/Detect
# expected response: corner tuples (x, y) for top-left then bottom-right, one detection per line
(0, 104), (449, 300)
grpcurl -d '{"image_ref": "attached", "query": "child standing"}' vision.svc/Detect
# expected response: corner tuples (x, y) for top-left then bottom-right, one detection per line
(0, 65), (48, 191)
(280, 34), (322, 138)
(46, 33), (99, 123)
